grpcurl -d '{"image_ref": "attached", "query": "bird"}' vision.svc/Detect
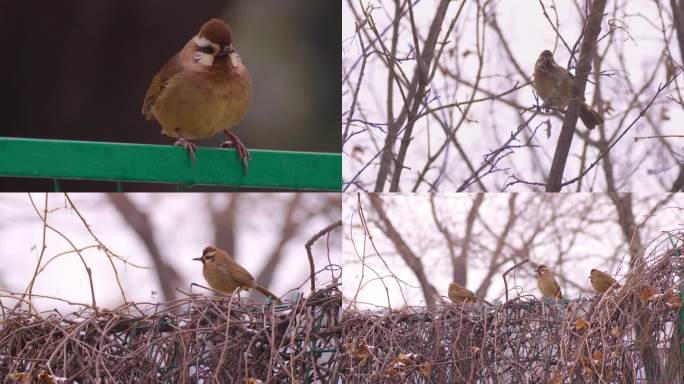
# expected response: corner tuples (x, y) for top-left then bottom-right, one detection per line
(448, 282), (492, 305)
(536, 264), (563, 299)
(142, 18), (252, 168)
(193, 246), (280, 302)
(589, 269), (620, 293)
(533, 50), (604, 130)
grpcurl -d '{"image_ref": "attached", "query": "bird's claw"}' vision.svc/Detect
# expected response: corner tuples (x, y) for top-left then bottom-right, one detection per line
(221, 131), (251, 172)
(174, 135), (198, 163)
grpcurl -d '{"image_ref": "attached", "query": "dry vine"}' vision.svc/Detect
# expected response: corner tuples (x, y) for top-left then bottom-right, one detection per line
(1, 282), (341, 383)
(341, 229), (684, 383)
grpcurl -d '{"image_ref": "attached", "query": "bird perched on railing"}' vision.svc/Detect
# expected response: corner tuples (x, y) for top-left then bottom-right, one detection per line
(590, 269), (620, 293)
(193, 246), (280, 302)
(536, 264), (563, 299)
(142, 18), (252, 169)
(448, 282), (492, 305)
(533, 50), (603, 130)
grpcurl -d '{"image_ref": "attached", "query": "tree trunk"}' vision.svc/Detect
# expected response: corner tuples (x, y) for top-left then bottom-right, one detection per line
(368, 194), (440, 306)
(107, 194), (181, 302)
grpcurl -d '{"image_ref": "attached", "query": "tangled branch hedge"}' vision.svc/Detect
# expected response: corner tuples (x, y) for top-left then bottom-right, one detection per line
(0, 284), (341, 383)
(341, 231), (684, 383)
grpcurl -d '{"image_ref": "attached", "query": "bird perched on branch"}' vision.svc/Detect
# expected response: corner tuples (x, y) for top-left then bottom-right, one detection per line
(448, 282), (492, 305)
(590, 269), (620, 293)
(142, 18), (252, 168)
(536, 265), (563, 299)
(193, 246), (280, 302)
(533, 50), (603, 130)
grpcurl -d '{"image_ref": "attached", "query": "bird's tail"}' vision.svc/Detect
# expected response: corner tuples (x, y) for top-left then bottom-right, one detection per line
(255, 285), (282, 303)
(579, 103), (604, 130)
(481, 299), (494, 306)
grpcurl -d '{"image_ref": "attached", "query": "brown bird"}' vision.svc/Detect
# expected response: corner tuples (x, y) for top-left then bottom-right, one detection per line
(142, 18), (252, 168)
(448, 282), (492, 305)
(590, 269), (620, 293)
(533, 50), (604, 130)
(193, 246), (280, 302)
(536, 265), (563, 299)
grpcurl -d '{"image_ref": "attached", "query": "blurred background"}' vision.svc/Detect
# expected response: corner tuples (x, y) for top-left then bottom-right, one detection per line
(0, 1), (340, 190)
(0, 193), (341, 311)
(343, 193), (684, 309)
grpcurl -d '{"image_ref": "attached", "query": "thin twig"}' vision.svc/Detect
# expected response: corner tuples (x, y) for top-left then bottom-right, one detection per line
(306, 220), (342, 293)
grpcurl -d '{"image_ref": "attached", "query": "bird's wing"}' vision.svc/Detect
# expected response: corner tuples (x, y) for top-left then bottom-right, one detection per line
(464, 289), (479, 300)
(554, 280), (562, 298)
(227, 262), (257, 288)
(141, 53), (183, 118)
(546, 62), (570, 84)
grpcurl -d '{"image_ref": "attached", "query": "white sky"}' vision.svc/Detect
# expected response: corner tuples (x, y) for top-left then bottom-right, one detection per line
(0, 193), (341, 313)
(342, 0), (684, 191)
(342, 193), (684, 309)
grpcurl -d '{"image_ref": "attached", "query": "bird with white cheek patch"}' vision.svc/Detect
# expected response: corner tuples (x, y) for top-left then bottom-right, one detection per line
(193, 246), (281, 302)
(142, 18), (252, 169)
(536, 264), (563, 299)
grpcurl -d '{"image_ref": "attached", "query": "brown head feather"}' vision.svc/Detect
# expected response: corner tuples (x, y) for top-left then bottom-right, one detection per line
(199, 19), (232, 45)
(202, 246), (218, 256)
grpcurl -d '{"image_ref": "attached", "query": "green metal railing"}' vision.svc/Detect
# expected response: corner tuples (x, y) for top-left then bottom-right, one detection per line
(0, 138), (341, 191)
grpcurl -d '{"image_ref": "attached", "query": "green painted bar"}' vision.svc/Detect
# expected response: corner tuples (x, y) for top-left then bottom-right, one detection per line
(0, 138), (341, 191)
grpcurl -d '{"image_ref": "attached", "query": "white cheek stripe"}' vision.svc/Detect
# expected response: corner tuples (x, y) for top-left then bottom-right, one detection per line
(196, 36), (212, 47)
(229, 51), (242, 67)
(192, 51), (214, 66)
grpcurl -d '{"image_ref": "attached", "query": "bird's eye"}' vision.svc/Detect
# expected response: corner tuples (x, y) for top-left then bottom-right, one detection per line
(197, 45), (216, 55)
(206, 255), (214, 262)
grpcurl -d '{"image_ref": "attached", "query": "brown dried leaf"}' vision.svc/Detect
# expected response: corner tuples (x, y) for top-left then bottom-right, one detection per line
(575, 318), (589, 332)
(610, 326), (620, 338)
(591, 351), (604, 363)
(38, 371), (56, 384)
(7, 373), (32, 384)
(664, 292), (681, 309)
(640, 285), (656, 302)
(666, 55), (676, 80)
(386, 367), (400, 378)
(397, 352), (413, 364)
(420, 361), (432, 377)
(603, 101), (614, 115)
(345, 341), (373, 360)
(548, 372), (563, 384)
(661, 106), (670, 121)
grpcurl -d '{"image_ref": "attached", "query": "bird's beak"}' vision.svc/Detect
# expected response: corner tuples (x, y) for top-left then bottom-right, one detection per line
(218, 44), (234, 58)
(192, 257), (203, 262)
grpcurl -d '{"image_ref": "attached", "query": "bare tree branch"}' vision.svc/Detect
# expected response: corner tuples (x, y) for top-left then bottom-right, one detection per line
(547, 0), (608, 191)
(107, 194), (181, 302)
(368, 193), (440, 306)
